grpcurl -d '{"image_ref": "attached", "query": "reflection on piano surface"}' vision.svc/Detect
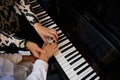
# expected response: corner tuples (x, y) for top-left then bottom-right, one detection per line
(30, 0), (101, 80)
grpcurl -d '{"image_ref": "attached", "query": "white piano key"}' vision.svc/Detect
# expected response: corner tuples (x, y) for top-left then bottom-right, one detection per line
(75, 63), (89, 73)
(32, 4), (40, 9)
(61, 64), (77, 79)
(65, 51), (79, 59)
(39, 16), (51, 22)
(78, 67), (93, 79)
(68, 54), (81, 63)
(69, 74), (79, 80)
(48, 23), (57, 28)
(76, 67), (92, 80)
(30, 0), (37, 3)
(55, 57), (77, 79)
(58, 39), (70, 47)
(94, 76), (100, 80)
(69, 62), (88, 77)
(59, 36), (67, 42)
(64, 58), (86, 71)
(57, 56), (68, 65)
(42, 19), (53, 25)
(43, 21), (54, 27)
(58, 34), (65, 39)
(56, 47), (76, 59)
(54, 51), (63, 58)
(57, 52), (81, 68)
(57, 30), (62, 34)
(38, 14), (48, 19)
(86, 72), (97, 80)
(55, 27), (59, 30)
(60, 43), (72, 51)
(36, 11), (46, 16)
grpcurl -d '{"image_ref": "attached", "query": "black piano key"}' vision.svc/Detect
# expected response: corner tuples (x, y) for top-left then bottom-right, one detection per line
(70, 56), (82, 65)
(59, 42), (71, 50)
(56, 27), (60, 31)
(38, 14), (49, 20)
(33, 6), (44, 12)
(58, 32), (63, 36)
(77, 65), (89, 75)
(81, 71), (94, 80)
(33, 7), (44, 13)
(33, 8), (44, 14)
(74, 61), (86, 71)
(37, 12), (48, 17)
(58, 34), (66, 40)
(42, 19), (53, 26)
(67, 53), (79, 62)
(58, 37), (67, 44)
(30, 2), (40, 7)
(54, 26), (58, 28)
(61, 44), (73, 53)
(65, 50), (77, 58)
(41, 18), (52, 24)
(44, 21), (55, 27)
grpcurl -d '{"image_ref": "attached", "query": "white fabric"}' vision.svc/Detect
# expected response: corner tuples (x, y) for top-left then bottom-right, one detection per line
(0, 54), (48, 80)
(0, 53), (22, 64)
(0, 57), (15, 80)
(26, 59), (48, 80)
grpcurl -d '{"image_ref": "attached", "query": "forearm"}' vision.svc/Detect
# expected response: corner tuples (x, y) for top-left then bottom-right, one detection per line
(33, 22), (43, 32)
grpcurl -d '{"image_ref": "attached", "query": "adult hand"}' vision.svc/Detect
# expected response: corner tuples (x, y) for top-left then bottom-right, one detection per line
(34, 23), (58, 43)
(39, 43), (58, 62)
(26, 41), (46, 58)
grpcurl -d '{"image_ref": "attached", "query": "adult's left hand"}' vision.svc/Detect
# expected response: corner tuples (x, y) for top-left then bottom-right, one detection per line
(34, 23), (58, 43)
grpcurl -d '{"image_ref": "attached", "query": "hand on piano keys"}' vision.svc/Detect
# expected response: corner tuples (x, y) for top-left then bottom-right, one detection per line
(30, 0), (101, 79)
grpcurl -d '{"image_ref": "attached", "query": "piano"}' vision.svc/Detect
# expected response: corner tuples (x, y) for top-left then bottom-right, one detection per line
(42, 0), (120, 80)
(29, 0), (102, 80)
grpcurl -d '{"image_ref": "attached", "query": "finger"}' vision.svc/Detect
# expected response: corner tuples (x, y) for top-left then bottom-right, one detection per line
(51, 29), (58, 39)
(52, 46), (59, 54)
(47, 29), (58, 42)
(50, 29), (58, 41)
(42, 36), (49, 44)
(33, 51), (40, 58)
(46, 33), (58, 43)
(42, 43), (47, 48)
(37, 47), (46, 54)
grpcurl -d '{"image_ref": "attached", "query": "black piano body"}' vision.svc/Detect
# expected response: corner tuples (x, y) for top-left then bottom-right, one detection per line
(45, 0), (120, 80)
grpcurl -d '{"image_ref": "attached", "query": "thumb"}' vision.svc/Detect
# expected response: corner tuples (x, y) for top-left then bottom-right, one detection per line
(41, 36), (48, 44)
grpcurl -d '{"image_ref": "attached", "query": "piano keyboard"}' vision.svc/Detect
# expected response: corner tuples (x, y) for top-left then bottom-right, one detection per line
(30, 0), (100, 80)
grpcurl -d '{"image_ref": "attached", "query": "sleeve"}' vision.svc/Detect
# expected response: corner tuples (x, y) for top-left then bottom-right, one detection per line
(15, 0), (40, 26)
(26, 59), (48, 80)
(0, 32), (27, 49)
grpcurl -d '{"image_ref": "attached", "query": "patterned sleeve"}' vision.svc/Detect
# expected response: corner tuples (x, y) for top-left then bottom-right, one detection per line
(0, 32), (27, 49)
(15, 0), (40, 26)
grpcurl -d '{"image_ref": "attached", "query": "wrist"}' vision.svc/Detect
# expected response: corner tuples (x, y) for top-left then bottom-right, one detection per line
(34, 23), (43, 31)
(26, 41), (31, 50)
(39, 56), (49, 63)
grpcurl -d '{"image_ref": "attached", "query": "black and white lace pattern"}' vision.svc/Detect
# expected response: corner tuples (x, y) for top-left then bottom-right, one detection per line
(0, 0), (40, 48)
(0, 32), (26, 48)
(15, 0), (39, 25)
